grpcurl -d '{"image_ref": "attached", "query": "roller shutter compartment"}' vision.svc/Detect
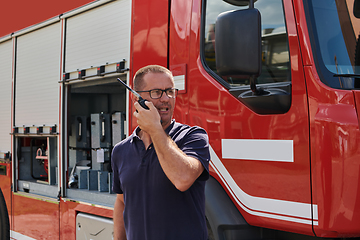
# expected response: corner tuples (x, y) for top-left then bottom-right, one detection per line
(15, 22), (61, 127)
(65, 0), (131, 72)
(0, 40), (12, 154)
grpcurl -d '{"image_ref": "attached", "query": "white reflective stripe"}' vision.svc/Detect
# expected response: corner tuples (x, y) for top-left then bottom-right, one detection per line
(313, 204), (318, 220)
(173, 75), (185, 91)
(10, 230), (36, 240)
(210, 145), (318, 224)
(222, 139), (294, 162)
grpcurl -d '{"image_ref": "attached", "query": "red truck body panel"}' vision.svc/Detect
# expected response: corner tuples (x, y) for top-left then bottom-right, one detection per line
(0, 0), (93, 37)
(305, 63), (360, 237)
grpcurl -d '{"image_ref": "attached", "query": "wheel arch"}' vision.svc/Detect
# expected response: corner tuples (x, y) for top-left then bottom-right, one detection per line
(0, 187), (10, 240)
(205, 176), (254, 240)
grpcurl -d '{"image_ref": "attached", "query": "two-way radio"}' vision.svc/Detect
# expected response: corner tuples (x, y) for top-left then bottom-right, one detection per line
(117, 78), (149, 110)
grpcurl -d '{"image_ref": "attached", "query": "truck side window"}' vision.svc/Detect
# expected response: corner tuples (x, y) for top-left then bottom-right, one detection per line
(202, 0), (290, 88)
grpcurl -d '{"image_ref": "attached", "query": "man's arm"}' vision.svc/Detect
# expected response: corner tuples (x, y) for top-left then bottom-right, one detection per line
(113, 194), (126, 240)
(134, 101), (205, 192)
(152, 130), (205, 191)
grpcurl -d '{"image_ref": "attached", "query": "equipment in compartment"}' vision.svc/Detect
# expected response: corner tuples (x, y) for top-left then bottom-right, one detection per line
(68, 112), (124, 190)
(69, 116), (91, 169)
(77, 169), (113, 193)
(35, 145), (48, 179)
(18, 138), (48, 182)
(68, 116), (91, 188)
(91, 113), (111, 171)
(111, 112), (125, 145)
(68, 160), (91, 188)
(17, 137), (58, 186)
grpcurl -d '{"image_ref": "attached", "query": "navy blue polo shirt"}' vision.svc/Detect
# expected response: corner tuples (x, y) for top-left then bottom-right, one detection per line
(111, 120), (210, 240)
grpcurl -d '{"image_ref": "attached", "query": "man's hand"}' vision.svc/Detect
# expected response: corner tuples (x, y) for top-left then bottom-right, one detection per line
(133, 101), (162, 134)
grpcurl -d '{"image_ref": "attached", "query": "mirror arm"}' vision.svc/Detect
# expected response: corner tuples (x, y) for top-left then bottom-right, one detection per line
(250, 76), (257, 93)
(250, 76), (265, 95)
(249, 0), (254, 9)
(248, 1), (261, 95)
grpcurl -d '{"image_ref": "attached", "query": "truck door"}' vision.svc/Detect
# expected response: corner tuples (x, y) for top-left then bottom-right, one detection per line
(191, 0), (314, 235)
(301, 0), (360, 236)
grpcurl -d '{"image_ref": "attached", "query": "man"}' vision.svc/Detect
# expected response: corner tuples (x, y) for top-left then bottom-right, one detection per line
(112, 65), (210, 240)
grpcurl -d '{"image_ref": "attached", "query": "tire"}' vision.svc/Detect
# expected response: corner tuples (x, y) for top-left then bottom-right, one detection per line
(0, 188), (10, 240)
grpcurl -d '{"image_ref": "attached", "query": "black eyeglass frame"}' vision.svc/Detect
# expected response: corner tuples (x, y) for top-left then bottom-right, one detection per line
(137, 88), (179, 99)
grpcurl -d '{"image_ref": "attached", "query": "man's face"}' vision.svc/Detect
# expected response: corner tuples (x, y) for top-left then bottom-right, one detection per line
(138, 72), (175, 129)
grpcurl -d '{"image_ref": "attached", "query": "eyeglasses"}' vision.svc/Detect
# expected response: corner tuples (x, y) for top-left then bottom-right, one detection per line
(137, 88), (178, 99)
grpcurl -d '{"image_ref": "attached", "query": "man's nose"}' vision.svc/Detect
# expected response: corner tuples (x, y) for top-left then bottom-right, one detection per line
(159, 91), (170, 101)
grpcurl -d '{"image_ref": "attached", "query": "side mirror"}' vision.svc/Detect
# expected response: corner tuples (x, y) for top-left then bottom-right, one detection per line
(215, 7), (262, 93)
(223, 0), (257, 7)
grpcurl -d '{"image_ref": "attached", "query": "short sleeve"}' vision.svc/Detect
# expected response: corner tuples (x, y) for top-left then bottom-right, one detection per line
(111, 145), (123, 194)
(178, 126), (210, 181)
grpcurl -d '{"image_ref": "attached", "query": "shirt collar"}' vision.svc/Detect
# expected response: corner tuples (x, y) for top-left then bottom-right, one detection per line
(130, 119), (175, 143)
(165, 119), (175, 134)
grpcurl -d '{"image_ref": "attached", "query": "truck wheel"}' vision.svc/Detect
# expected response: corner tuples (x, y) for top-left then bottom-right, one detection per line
(0, 188), (10, 240)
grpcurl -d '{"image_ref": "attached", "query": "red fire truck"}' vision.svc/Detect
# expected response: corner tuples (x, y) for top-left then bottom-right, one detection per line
(1, 0), (360, 239)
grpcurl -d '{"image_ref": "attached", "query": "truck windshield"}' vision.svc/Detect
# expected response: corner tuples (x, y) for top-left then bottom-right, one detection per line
(305, 0), (360, 89)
